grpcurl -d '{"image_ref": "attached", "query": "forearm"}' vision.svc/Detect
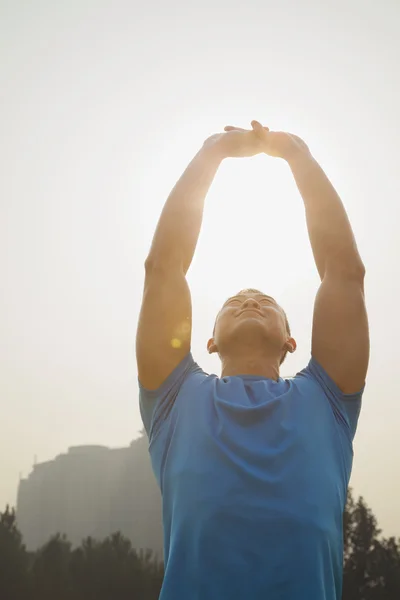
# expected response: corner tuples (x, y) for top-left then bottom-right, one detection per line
(146, 145), (222, 274)
(288, 153), (364, 280)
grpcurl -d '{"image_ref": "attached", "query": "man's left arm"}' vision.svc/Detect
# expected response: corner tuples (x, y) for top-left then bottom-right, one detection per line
(288, 150), (369, 394)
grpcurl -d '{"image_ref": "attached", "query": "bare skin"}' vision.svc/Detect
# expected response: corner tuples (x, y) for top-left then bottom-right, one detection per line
(136, 121), (369, 394)
(208, 292), (296, 381)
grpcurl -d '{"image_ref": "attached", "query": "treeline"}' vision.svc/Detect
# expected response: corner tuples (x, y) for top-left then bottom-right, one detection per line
(0, 509), (163, 600)
(1, 488), (399, 599)
(343, 490), (400, 598)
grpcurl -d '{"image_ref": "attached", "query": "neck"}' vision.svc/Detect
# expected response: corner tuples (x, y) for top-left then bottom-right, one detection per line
(220, 354), (280, 381)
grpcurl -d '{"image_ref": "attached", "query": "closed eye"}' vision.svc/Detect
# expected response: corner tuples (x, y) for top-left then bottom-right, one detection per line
(224, 296), (277, 308)
(226, 299), (241, 306)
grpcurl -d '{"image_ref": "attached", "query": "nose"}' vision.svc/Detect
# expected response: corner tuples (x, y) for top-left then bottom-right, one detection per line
(242, 297), (261, 310)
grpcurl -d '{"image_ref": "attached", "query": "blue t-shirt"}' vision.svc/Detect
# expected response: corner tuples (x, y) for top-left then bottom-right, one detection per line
(139, 354), (363, 600)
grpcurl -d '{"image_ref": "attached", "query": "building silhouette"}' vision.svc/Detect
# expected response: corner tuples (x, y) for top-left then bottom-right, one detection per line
(16, 435), (163, 554)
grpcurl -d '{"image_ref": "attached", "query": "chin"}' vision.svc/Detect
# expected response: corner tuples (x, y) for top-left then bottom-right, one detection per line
(228, 320), (271, 343)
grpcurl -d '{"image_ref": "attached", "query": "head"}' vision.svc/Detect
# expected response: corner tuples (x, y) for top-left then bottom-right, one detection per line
(207, 289), (296, 368)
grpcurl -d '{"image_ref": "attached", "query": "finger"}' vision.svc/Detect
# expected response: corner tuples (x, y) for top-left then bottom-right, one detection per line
(224, 125), (246, 132)
(251, 120), (269, 132)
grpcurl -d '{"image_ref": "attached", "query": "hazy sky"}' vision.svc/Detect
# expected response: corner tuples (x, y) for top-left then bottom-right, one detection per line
(1, 0), (399, 537)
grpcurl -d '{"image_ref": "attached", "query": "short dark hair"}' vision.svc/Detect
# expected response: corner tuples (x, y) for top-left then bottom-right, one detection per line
(213, 288), (291, 365)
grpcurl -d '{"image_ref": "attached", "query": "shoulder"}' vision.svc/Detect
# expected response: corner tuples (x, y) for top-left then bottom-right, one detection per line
(139, 352), (209, 438)
(292, 356), (364, 441)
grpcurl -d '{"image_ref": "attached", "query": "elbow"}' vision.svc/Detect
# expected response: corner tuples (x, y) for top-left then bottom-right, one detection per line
(345, 255), (366, 281)
(144, 255), (156, 273)
(144, 255), (165, 275)
(358, 260), (366, 280)
(326, 254), (366, 283)
(144, 254), (185, 275)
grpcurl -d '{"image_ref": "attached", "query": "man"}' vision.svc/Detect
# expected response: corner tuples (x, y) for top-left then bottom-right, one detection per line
(136, 120), (369, 599)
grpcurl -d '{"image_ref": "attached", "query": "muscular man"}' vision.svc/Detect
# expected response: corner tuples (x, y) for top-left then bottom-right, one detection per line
(136, 120), (369, 600)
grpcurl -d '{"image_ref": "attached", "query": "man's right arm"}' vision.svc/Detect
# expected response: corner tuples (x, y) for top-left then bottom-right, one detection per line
(136, 143), (223, 391)
(136, 127), (265, 390)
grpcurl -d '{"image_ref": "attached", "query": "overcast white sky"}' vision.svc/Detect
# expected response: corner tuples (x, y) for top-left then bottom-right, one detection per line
(1, 0), (399, 537)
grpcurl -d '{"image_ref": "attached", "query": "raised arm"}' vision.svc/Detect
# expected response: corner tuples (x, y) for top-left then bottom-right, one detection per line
(136, 144), (220, 390)
(245, 121), (369, 393)
(288, 147), (369, 393)
(136, 129), (265, 390)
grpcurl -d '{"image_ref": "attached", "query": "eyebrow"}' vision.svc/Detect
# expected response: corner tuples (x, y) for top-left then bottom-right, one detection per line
(223, 295), (277, 306)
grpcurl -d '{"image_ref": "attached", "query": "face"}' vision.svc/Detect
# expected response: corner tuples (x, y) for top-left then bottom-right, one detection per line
(210, 291), (292, 359)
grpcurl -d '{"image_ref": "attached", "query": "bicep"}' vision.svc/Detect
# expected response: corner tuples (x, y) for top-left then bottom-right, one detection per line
(136, 263), (192, 390)
(311, 272), (369, 394)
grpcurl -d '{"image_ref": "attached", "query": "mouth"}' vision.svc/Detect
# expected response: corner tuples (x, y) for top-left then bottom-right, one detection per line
(237, 309), (263, 317)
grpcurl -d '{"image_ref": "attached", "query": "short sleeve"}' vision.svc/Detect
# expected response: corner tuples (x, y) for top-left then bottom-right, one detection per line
(138, 352), (198, 440)
(306, 357), (364, 441)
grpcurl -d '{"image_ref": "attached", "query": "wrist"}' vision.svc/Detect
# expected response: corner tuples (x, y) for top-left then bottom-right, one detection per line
(286, 148), (314, 168)
(200, 139), (226, 164)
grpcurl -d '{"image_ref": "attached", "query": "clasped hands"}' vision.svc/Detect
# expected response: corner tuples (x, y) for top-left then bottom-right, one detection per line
(205, 120), (310, 162)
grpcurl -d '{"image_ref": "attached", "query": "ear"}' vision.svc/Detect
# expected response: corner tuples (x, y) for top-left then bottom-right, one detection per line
(285, 337), (297, 354)
(207, 337), (218, 354)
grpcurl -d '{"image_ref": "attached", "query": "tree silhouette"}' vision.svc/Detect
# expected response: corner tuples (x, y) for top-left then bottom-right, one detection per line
(30, 533), (72, 600)
(343, 489), (400, 599)
(69, 532), (162, 600)
(0, 505), (29, 599)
